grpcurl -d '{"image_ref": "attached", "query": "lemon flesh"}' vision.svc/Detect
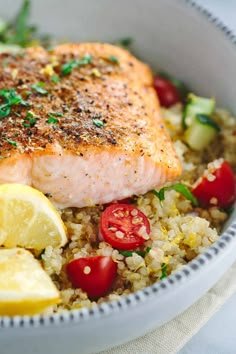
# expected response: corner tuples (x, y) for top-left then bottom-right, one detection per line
(0, 184), (67, 250)
(0, 248), (60, 315)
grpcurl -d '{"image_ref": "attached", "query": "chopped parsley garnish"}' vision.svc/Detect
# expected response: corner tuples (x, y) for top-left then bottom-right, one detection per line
(24, 90), (32, 97)
(119, 246), (151, 258)
(93, 119), (104, 128)
(50, 111), (63, 117)
(151, 183), (198, 207)
(47, 114), (58, 124)
(114, 37), (133, 48)
(32, 82), (48, 95)
(62, 54), (93, 75)
(108, 55), (119, 64)
(0, 88), (29, 118)
(7, 139), (17, 147)
(23, 110), (37, 127)
(160, 263), (167, 280)
(51, 75), (60, 83)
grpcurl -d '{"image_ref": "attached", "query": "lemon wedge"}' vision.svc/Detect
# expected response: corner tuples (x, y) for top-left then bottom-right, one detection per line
(0, 184), (67, 250)
(0, 248), (60, 315)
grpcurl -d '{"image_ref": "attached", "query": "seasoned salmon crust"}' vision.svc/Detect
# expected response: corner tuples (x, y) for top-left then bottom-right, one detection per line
(0, 43), (181, 207)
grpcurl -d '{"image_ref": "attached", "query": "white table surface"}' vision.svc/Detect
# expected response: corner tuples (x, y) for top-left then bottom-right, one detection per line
(179, 1), (236, 353)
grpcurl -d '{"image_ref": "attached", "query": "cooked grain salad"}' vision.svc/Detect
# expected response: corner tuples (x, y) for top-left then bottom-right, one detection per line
(40, 101), (236, 312)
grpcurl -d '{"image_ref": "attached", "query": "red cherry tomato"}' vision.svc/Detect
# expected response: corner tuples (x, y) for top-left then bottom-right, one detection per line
(192, 161), (236, 209)
(66, 256), (117, 299)
(153, 76), (181, 107)
(100, 204), (150, 250)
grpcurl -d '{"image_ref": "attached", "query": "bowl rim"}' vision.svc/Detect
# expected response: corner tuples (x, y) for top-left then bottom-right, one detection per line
(1, 0), (236, 329)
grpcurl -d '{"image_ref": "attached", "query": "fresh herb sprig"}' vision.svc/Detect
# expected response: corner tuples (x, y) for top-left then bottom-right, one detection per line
(0, 88), (28, 118)
(62, 54), (93, 76)
(0, 0), (51, 49)
(151, 183), (198, 206)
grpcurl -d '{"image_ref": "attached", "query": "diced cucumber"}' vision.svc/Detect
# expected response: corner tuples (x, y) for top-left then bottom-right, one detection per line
(182, 94), (215, 129)
(184, 114), (220, 151)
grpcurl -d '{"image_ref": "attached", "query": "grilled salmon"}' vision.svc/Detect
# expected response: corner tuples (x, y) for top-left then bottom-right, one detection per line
(0, 43), (181, 208)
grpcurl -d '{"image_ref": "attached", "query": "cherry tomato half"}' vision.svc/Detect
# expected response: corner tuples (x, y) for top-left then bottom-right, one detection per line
(100, 204), (150, 250)
(153, 76), (181, 108)
(192, 161), (236, 209)
(66, 256), (117, 299)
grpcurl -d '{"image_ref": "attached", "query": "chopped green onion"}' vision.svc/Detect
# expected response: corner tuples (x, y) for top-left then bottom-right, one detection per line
(93, 119), (104, 128)
(160, 263), (167, 280)
(151, 183), (198, 207)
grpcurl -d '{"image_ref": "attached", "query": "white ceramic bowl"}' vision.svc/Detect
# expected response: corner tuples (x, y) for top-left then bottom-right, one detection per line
(0, 1), (236, 353)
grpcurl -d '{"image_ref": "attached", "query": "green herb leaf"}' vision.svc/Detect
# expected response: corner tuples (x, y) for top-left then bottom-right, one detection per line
(151, 183), (199, 207)
(47, 115), (58, 124)
(50, 111), (63, 117)
(108, 55), (119, 64)
(51, 75), (60, 83)
(93, 119), (104, 128)
(0, 104), (11, 118)
(32, 82), (48, 95)
(23, 110), (37, 127)
(119, 247), (151, 258)
(61, 60), (77, 75)
(160, 263), (167, 280)
(114, 37), (133, 48)
(61, 54), (92, 76)
(0, 88), (28, 118)
(7, 139), (17, 147)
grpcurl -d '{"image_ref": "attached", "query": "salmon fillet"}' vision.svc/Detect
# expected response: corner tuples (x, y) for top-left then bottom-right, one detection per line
(0, 43), (181, 208)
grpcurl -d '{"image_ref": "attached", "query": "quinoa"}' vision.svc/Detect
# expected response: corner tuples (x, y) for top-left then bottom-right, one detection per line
(42, 103), (236, 312)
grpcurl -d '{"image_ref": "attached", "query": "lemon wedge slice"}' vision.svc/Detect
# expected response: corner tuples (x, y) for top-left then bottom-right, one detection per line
(0, 248), (60, 315)
(0, 184), (67, 250)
